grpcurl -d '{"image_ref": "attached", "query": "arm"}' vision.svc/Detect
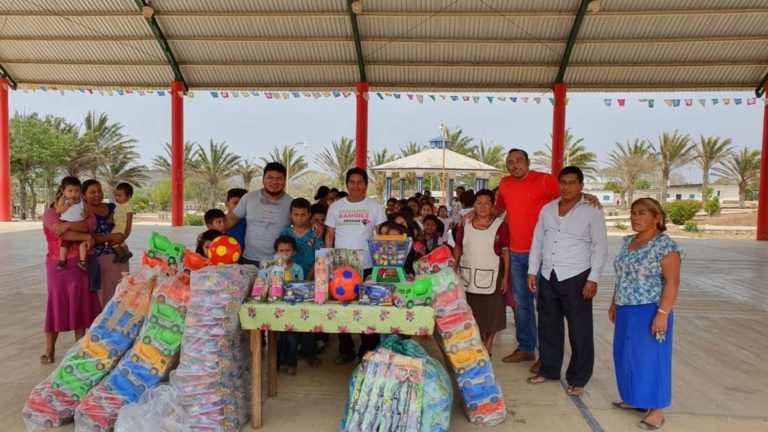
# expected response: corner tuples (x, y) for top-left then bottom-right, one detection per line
(54, 196), (70, 214)
(501, 249), (510, 294)
(652, 251), (681, 336)
(583, 209), (608, 300)
(452, 225), (464, 270)
(124, 212), (134, 240)
(223, 212), (242, 232)
(52, 219), (90, 236)
(324, 226), (335, 248)
(526, 212), (546, 293)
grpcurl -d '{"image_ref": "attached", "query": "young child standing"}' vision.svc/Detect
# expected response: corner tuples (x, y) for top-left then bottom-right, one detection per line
(55, 176), (88, 271)
(224, 188), (248, 248)
(274, 235), (321, 374)
(280, 198), (324, 280)
(204, 208), (226, 233)
(111, 182), (134, 263)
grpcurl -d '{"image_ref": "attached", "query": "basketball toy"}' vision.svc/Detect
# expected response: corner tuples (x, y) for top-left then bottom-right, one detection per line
(329, 266), (362, 301)
(207, 235), (242, 265)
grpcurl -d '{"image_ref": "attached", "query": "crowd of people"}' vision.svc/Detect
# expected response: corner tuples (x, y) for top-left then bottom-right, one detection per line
(40, 148), (681, 430)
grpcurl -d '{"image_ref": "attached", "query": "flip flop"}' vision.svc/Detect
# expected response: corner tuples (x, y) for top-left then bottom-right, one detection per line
(638, 418), (665, 430)
(612, 401), (648, 412)
(526, 375), (549, 385)
(40, 354), (54, 364)
(566, 386), (585, 396)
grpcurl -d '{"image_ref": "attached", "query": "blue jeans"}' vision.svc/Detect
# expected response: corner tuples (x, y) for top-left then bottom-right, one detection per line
(278, 332), (318, 368)
(511, 252), (537, 353)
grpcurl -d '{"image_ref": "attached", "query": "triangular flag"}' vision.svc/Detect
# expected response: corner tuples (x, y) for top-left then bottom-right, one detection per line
(604, 99), (612, 106)
(106, 89), (114, 96)
(416, 95), (424, 104)
(747, 98), (756, 105)
(376, 92), (383, 100)
(322, 92), (331, 97)
(498, 96), (506, 101)
(251, 91), (260, 96)
(472, 96), (480, 103)
(534, 97), (541, 104)
(281, 92), (290, 99)
(450, 96), (459, 101)
(510, 97), (517, 102)
(617, 99), (626, 106)
(485, 96), (492, 103)
(138, 90), (145, 96)
(265, 92), (273, 99)
(462, 96), (470, 101)
(549, 98), (556, 106)
(342, 92), (351, 98)
(734, 98), (742, 105)
(333, 91), (341, 98)
(429, 95), (436, 101)
(394, 94), (401, 99)
(648, 99), (655, 108)
(117, 90), (124, 96)
(664, 99), (673, 107)
(698, 99), (706, 107)
(522, 97), (528, 103)
(221, 91), (229, 98)
(407, 94), (413, 100)
(272, 93), (281, 99)
(187, 91), (195, 98)
(672, 99), (680, 107)
(241, 91), (249, 97)
(302, 92), (311, 97)
(211, 91), (219, 98)
(712, 98), (719, 105)
(312, 92), (322, 99)
(232, 92), (239, 98)
(86, 88), (94, 94)
(723, 98), (730, 105)
(684, 99), (693, 106)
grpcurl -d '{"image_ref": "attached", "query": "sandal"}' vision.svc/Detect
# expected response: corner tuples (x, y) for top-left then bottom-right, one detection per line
(76, 260), (88, 271)
(566, 386), (585, 396)
(612, 401), (648, 412)
(526, 375), (549, 385)
(638, 418), (665, 430)
(40, 353), (54, 364)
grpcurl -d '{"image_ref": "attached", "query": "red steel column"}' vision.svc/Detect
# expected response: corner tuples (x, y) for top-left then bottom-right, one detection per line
(355, 82), (369, 170)
(0, 78), (10, 221)
(551, 83), (567, 176)
(170, 81), (184, 226)
(758, 96), (768, 240)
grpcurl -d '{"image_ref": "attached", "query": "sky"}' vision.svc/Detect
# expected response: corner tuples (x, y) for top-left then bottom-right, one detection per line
(8, 88), (765, 183)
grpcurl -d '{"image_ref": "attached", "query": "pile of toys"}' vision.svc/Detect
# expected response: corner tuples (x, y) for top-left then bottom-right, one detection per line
(173, 265), (255, 431)
(414, 245), (456, 276)
(23, 266), (159, 429)
(431, 268), (507, 426)
(74, 272), (190, 431)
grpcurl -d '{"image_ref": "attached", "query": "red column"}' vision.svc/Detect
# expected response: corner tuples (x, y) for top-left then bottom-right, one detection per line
(170, 81), (184, 227)
(758, 97), (768, 240)
(355, 82), (369, 170)
(551, 83), (567, 176)
(0, 78), (10, 221)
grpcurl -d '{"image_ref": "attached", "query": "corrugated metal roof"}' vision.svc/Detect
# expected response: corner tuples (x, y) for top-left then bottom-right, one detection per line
(0, 0), (766, 92)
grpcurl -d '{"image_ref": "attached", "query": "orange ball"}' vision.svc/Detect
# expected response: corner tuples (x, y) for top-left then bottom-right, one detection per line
(207, 235), (241, 265)
(329, 267), (361, 301)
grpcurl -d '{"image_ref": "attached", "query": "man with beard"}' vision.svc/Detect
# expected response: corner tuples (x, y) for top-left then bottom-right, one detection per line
(225, 162), (293, 265)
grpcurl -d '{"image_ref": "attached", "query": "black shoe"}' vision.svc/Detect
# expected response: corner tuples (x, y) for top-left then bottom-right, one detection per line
(334, 353), (355, 365)
(56, 260), (66, 270)
(121, 251), (134, 262)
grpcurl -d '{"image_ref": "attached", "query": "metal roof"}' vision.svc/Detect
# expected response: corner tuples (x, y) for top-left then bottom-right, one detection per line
(1, 0), (767, 93)
(370, 148), (502, 176)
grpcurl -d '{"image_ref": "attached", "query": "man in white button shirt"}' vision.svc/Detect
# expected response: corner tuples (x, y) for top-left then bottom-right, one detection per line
(525, 166), (607, 396)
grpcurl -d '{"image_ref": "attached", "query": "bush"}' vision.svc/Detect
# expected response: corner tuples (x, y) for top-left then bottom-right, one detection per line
(703, 188), (721, 217)
(683, 220), (700, 233)
(184, 214), (204, 226)
(664, 200), (701, 225)
(613, 221), (628, 230)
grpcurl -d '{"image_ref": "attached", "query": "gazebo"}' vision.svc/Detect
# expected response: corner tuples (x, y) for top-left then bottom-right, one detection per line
(0, 1), (766, 239)
(370, 135), (502, 200)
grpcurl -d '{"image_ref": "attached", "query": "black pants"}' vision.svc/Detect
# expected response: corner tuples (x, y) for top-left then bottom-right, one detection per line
(338, 268), (379, 358)
(278, 332), (318, 368)
(537, 269), (594, 387)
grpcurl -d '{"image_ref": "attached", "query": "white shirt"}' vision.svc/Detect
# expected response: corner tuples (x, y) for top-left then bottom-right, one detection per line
(528, 196), (608, 283)
(60, 200), (85, 222)
(325, 197), (387, 269)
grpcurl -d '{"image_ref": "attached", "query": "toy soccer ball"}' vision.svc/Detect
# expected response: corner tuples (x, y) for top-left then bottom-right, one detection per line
(329, 266), (362, 301)
(207, 236), (241, 265)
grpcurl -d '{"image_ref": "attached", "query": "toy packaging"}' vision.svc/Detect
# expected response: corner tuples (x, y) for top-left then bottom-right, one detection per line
(368, 235), (412, 284)
(315, 248), (365, 304)
(268, 254), (287, 302)
(283, 281), (315, 305)
(114, 382), (189, 432)
(23, 266), (159, 430)
(430, 269), (506, 426)
(358, 282), (395, 306)
(75, 272), (191, 432)
(393, 275), (435, 309)
(251, 260), (271, 301)
(414, 245), (456, 276)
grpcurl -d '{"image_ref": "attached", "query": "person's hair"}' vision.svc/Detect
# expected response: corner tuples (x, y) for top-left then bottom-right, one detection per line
(196, 229), (222, 255)
(438, 205), (448, 213)
(116, 182), (134, 198)
(330, 187), (339, 194)
(337, 191), (349, 199)
(60, 176), (81, 190)
(290, 197), (311, 211)
(81, 179), (100, 195)
(204, 208), (226, 225)
(314, 185), (330, 201)
(263, 162), (287, 178)
(508, 148), (530, 162)
(399, 206), (414, 218)
(456, 186), (465, 193)
(345, 167), (368, 184)
(631, 198), (668, 232)
(379, 221), (406, 236)
(310, 203), (328, 217)
(423, 189), (431, 196)
(422, 214), (444, 235)
(397, 199), (408, 208)
(274, 235), (297, 252)
(460, 190), (476, 208)
(394, 210), (421, 239)
(227, 188), (247, 202)
(414, 192), (423, 200)
(419, 201), (433, 214)
(407, 197), (419, 205)
(559, 166), (584, 184)
(386, 198), (398, 205)
(474, 189), (495, 206)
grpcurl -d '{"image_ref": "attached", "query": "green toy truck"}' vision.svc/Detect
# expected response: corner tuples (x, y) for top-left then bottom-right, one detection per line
(147, 232), (185, 265)
(394, 276), (434, 308)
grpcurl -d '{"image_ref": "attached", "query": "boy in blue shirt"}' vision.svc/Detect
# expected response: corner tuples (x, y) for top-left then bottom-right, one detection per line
(280, 198), (324, 279)
(224, 188), (248, 249)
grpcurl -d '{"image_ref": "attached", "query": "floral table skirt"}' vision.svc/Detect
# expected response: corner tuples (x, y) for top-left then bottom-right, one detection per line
(239, 301), (435, 336)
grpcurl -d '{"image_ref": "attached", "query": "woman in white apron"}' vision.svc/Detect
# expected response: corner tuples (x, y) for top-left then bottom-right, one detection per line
(453, 189), (510, 355)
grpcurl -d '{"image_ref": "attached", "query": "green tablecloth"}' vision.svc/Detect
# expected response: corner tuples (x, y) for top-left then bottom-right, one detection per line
(239, 301), (435, 335)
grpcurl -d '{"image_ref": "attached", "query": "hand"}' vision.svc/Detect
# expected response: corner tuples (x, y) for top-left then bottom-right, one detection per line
(582, 193), (603, 209)
(651, 312), (669, 336)
(582, 281), (598, 300)
(527, 274), (537, 294)
(84, 235), (95, 250)
(500, 275), (509, 294)
(311, 221), (324, 236)
(459, 210), (475, 225)
(608, 303), (616, 324)
(52, 221), (69, 236)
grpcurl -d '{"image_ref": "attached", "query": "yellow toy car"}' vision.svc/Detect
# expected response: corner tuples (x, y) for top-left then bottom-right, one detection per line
(129, 340), (170, 375)
(447, 346), (488, 375)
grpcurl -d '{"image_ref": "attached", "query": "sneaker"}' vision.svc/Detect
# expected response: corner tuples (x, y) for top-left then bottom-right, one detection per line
(56, 260), (66, 270)
(334, 353), (355, 365)
(286, 367), (297, 376)
(76, 260), (88, 272)
(306, 356), (322, 368)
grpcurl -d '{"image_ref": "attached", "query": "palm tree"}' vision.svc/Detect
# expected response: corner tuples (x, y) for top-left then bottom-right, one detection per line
(194, 140), (241, 208)
(694, 135), (733, 207)
(657, 130), (694, 204)
(260, 145), (309, 187)
(532, 129), (599, 179)
(315, 137), (356, 187)
(444, 126), (477, 156)
(152, 141), (199, 175)
(606, 139), (658, 209)
(79, 111), (139, 177)
(398, 141), (423, 192)
(368, 148), (396, 199)
(234, 157), (262, 189)
(713, 147), (761, 208)
(97, 154), (150, 197)
(472, 140), (506, 169)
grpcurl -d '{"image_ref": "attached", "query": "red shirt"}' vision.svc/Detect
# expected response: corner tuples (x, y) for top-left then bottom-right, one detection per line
(496, 171), (559, 253)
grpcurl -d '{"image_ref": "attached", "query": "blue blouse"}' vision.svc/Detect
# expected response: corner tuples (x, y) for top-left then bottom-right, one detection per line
(613, 233), (682, 306)
(94, 203), (117, 257)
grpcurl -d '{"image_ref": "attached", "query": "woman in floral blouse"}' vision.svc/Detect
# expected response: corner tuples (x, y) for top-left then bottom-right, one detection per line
(609, 198), (681, 430)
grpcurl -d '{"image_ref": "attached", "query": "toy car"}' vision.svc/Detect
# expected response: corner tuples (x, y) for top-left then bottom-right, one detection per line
(463, 379), (502, 411)
(183, 250), (211, 272)
(433, 288), (469, 316)
(78, 336), (111, 365)
(468, 398), (506, 424)
(149, 301), (186, 333)
(394, 276), (434, 308)
(89, 326), (134, 359)
(51, 364), (94, 401)
(107, 367), (148, 402)
(129, 340), (171, 375)
(436, 309), (475, 333)
(415, 245), (456, 275)
(443, 327), (482, 353)
(147, 232), (185, 265)
(358, 283), (395, 306)
(456, 361), (495, 389)
(282, 281), (315, 305)
(447, 346), (488, 375)
(142, 324), (183, 355)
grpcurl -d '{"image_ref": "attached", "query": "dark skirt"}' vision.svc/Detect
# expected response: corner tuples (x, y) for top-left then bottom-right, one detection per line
(466, 289), (507, 334)
(614, 303), (674, 409)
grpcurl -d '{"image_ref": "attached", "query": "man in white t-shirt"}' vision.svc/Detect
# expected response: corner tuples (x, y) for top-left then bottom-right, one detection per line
(325, 168), (387, 364)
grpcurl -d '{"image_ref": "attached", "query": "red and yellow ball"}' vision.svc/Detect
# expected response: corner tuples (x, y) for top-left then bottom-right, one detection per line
(207, 235), (241, 265)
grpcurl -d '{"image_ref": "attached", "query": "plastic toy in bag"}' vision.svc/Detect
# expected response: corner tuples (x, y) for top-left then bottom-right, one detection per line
(114, 383), (190, 432)
(283, 281), (315, 305)
(22, 266), (159, 430)
(414, 245), (456, 276)
(358, 282), (395, 306)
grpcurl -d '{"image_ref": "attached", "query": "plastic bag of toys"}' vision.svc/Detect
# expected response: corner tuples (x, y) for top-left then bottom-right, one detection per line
(114, 383), (190, 432)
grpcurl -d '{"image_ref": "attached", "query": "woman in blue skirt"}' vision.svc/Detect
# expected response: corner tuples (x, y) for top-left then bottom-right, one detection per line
(609, 198), (681, 430)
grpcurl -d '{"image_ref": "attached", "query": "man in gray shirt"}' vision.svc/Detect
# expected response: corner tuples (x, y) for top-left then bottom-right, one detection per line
(525, 166), (607, 397)
(225, 162), (292, 264)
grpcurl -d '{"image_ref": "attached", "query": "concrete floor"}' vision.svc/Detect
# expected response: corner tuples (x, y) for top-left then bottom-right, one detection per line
(1, 224), (767, 431)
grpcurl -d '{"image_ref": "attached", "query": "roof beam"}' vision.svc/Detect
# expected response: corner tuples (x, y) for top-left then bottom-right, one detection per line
(757, 72), (768, 97)
(555, 0), (591, 84)
(346, 0), (366, 82)
(134, 1), (188, 91)
(0, 64), (18, 89)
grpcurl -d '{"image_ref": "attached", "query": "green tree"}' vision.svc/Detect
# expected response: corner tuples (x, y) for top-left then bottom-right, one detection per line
(261, 145), (309, 188)
(97, 154), (150, 197)
(472, 140), (506, 169)
(77, 111), (139, 178)
(398, 141), (423, 193)
(194, 140), (242, 208)
(150, 179), (172, 211)
(368, 148), (397, 200)
(151, 141), (199, 175)
(657, 130), (694, 205)
(694, 135), (733, 207)
(316, 137), (356, 187)
(605, 139), (658, 209)
(713, 147), (761, 208)
(444, 126), (477, 156)
(532, 129), (598, 179)
(234, 157), (262, 189)
(39, 116), (78, 205)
